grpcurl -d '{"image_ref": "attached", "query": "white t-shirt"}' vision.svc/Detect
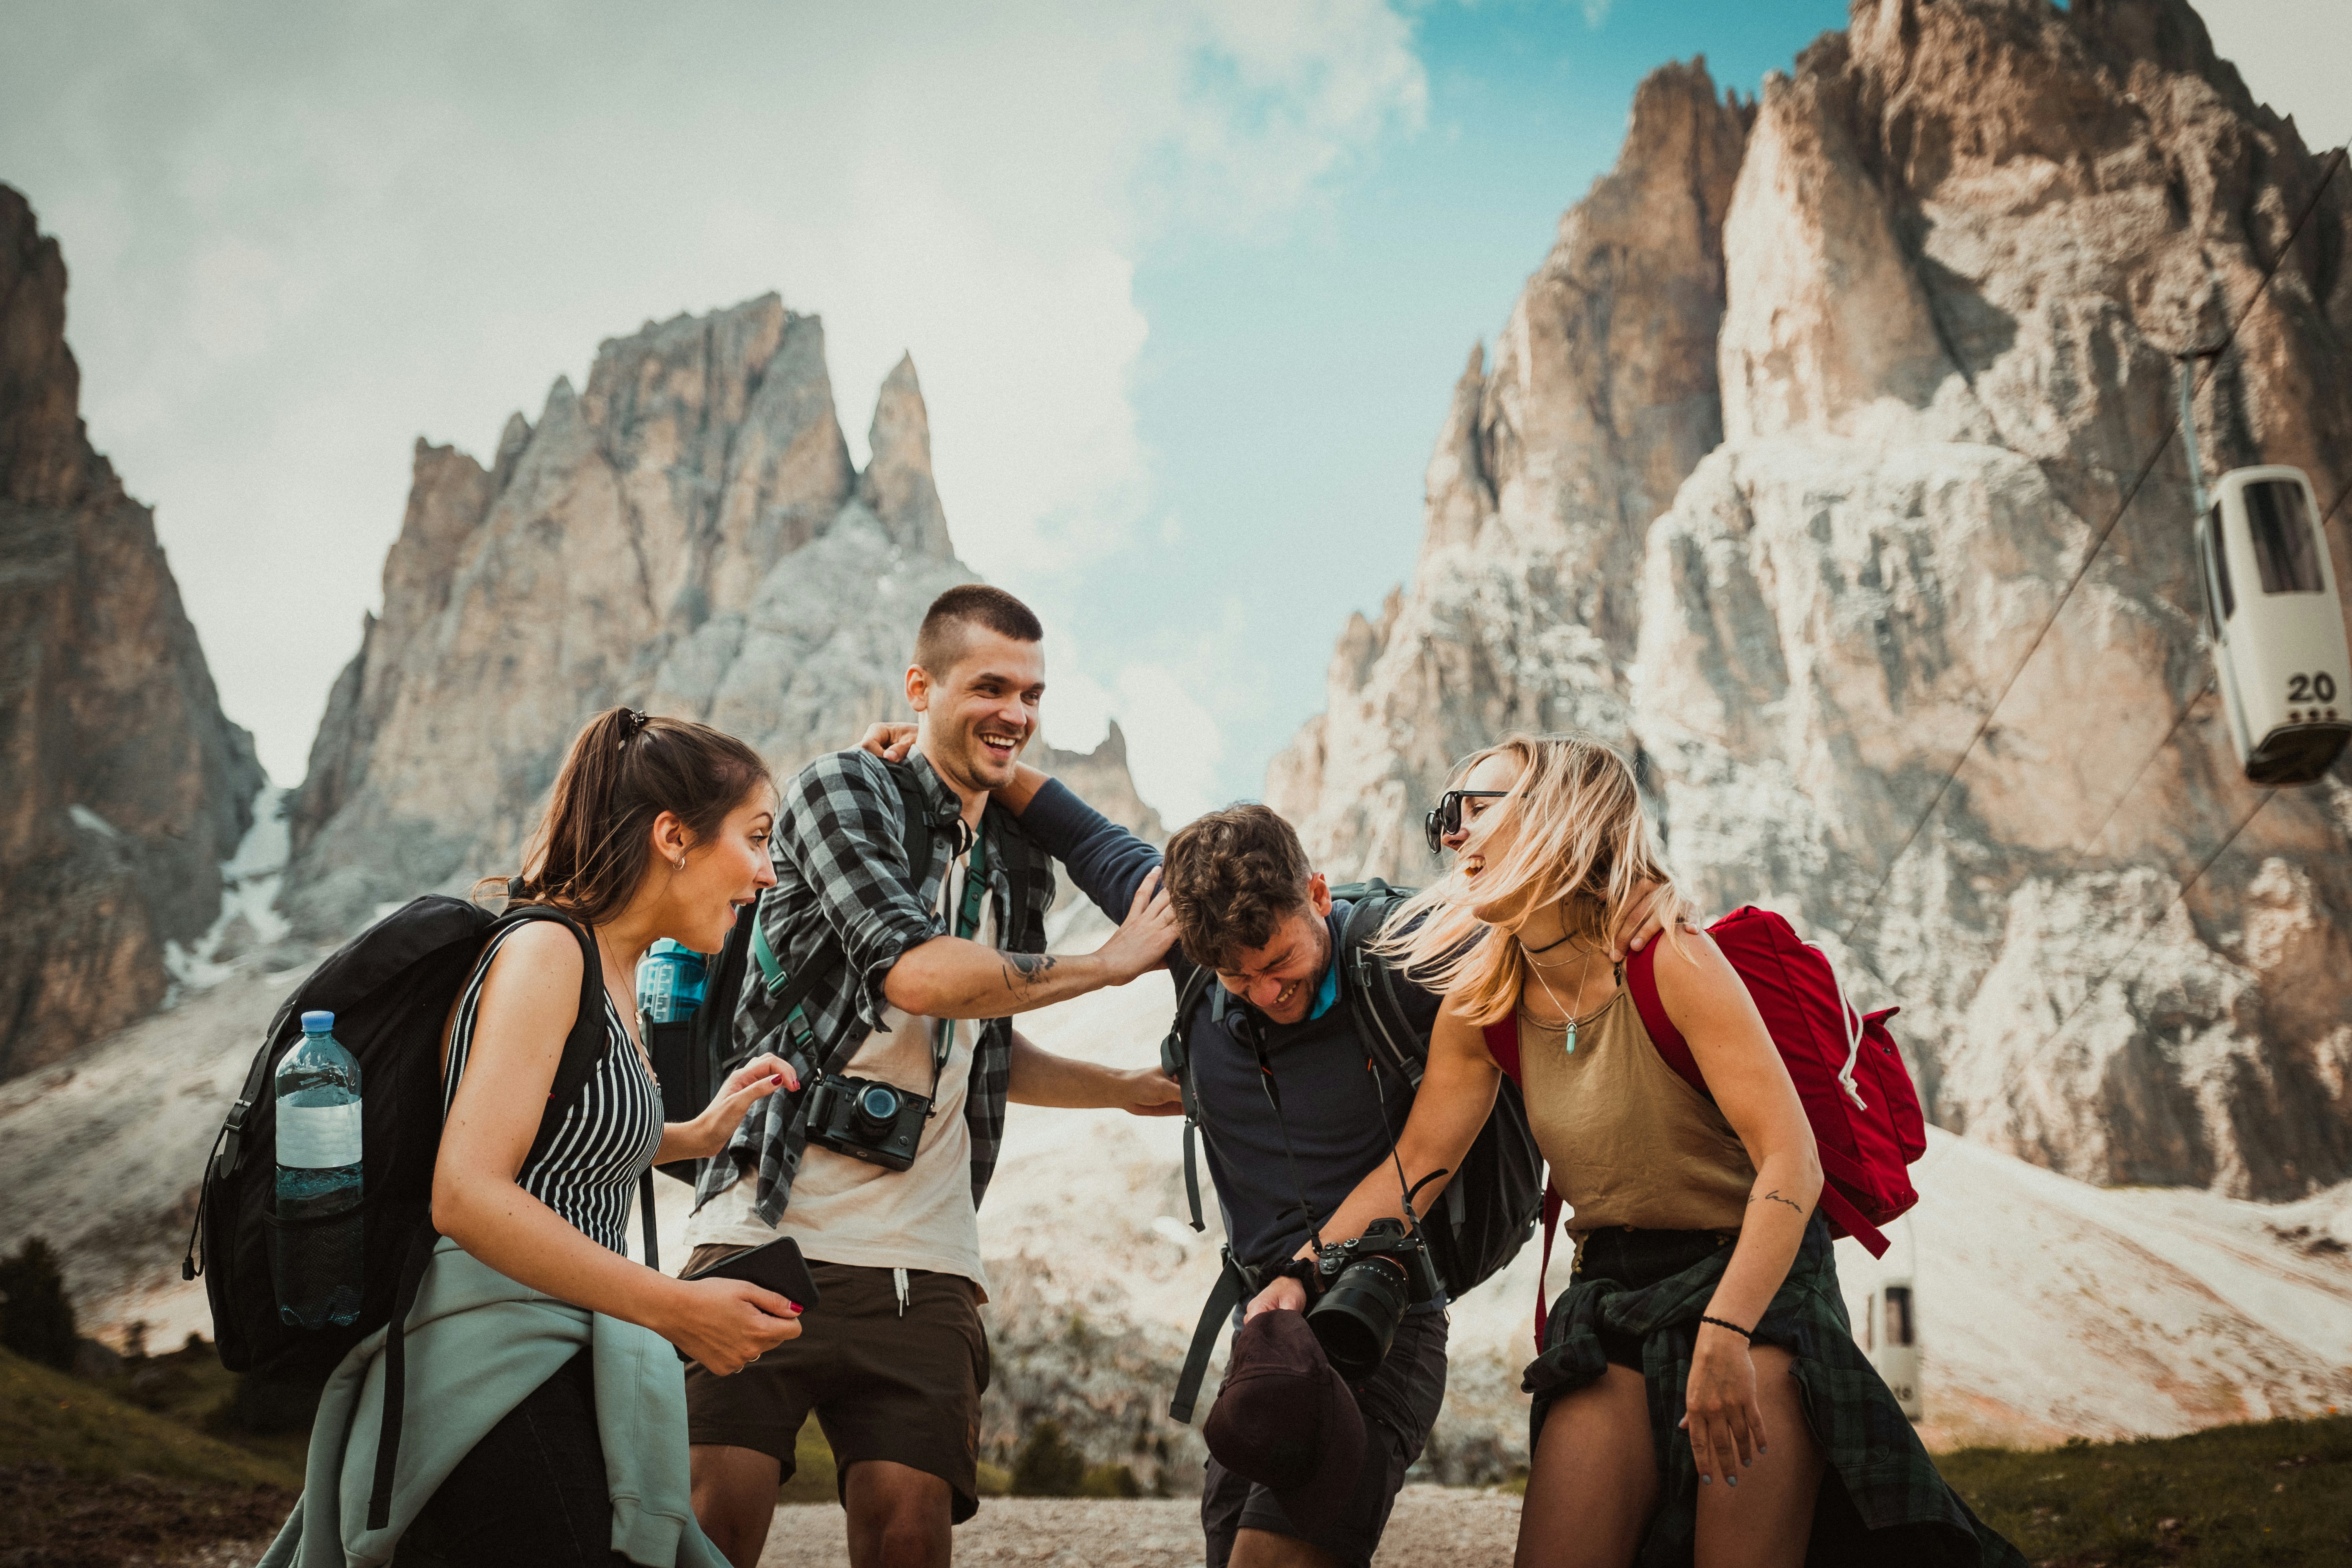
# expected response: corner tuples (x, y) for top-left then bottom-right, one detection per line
(685, 846), (994, 1295)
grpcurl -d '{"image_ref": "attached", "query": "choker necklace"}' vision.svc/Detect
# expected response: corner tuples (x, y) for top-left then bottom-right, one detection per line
(1519, 926), (1576, 956)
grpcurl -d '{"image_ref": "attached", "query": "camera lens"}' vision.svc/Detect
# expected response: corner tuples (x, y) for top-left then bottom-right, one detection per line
(1307, 1255), (1412, 1381)
(853, 1083), (901, 1134)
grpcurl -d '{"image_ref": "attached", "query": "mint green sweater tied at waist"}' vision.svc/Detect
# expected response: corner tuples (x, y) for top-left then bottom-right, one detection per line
(259, 1238), (729, 1568)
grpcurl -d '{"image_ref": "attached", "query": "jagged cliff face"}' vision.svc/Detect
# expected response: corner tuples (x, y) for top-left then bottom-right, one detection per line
(1272, 0), (2352, 1198)
(1267, 61), (1752, 872)
(0, 186), (265, 1080)
(281, 298), (1118, 935)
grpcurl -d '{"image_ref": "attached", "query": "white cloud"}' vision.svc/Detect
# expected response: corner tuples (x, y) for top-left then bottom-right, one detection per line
(1, 0), (1425, 795)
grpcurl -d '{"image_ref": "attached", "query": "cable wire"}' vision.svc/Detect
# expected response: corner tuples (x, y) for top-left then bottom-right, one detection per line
(1835, 141), (2350, 951)
(2035, 788), (2275, 1051)
(2049, 671), (2218, 884)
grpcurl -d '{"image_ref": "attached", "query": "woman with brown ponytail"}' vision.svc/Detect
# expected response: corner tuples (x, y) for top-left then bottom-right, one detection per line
(385, 708), (804, 1566)
(1303, 733), (2022, 1568)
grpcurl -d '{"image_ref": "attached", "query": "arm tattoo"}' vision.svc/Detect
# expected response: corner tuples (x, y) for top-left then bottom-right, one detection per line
(1002, 953), (1059, 993)
(1749, 1189), (1806, 1217)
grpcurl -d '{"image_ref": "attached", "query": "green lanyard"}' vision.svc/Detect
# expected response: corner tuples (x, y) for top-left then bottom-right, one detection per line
(932, 828), (992, 1072)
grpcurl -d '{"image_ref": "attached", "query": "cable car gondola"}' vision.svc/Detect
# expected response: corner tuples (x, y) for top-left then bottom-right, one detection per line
(2180, 360), (2352, 785)
(1859, 1276), (1922, 1420)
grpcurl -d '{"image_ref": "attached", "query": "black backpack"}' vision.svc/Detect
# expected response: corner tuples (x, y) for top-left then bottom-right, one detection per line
(182, 896), (641, 1528)
(1162, 878), (1544, 1420)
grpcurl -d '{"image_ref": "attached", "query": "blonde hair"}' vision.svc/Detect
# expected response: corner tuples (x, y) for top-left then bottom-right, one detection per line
(1379, 732), (1684, 1026)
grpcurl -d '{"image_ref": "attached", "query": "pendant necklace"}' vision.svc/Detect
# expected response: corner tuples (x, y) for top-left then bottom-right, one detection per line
(1526, 942), (1596, 1054)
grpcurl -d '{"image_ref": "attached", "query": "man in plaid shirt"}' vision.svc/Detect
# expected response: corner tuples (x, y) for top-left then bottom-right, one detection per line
(683, 585), (1181, 1568)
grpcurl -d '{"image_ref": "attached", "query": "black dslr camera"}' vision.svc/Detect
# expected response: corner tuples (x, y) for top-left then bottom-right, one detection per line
(1306, 1216), (1445, 1379)
(802, 1074), (930, 1171)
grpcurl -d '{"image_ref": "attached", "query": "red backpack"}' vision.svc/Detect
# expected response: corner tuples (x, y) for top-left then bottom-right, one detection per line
(1485, 905), (1926, 1348)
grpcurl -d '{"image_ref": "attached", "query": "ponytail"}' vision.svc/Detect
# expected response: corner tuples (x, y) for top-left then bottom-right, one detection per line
(479, 708), (771, 924)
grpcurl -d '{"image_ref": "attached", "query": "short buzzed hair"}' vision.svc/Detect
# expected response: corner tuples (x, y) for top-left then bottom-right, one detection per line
(1163, 804), (1315, 972)
(914, 584), (1044, 679)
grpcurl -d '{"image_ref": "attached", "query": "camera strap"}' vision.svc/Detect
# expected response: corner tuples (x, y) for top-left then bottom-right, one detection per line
(1234, 964), (1446, 1272)
(1227, 995), (1327, 1259)
(922, 825), (992, 1105)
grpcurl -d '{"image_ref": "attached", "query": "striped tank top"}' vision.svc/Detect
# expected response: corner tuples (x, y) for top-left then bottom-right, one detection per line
(443, 924), (663, 1256)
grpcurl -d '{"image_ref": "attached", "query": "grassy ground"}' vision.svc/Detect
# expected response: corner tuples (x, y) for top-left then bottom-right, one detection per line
(1491, 1415), (2352, 1564)
(0, 1346), (296, 1491)
(1938, 1417), (2352, 1566)
(0, 1345), (299, 1567)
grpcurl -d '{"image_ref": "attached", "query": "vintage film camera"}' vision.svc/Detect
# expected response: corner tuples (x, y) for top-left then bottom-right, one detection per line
(802, 1074), (930, 1171)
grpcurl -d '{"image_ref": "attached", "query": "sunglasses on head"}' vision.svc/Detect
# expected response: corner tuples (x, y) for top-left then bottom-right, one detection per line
(1423, 789), (1509, 854)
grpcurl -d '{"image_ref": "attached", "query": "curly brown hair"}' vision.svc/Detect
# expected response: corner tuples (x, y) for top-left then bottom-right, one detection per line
(1162, 804), (1315, 972)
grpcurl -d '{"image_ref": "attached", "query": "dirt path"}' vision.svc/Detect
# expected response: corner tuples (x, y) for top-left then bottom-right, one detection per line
(759, 1485), (1523, 1567)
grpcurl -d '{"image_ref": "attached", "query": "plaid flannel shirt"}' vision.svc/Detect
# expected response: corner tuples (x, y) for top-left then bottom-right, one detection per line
(692, 748), (1055, 1225)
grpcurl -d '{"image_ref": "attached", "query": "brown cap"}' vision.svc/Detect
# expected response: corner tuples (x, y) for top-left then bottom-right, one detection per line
(1202, 1310), (1367, 1533)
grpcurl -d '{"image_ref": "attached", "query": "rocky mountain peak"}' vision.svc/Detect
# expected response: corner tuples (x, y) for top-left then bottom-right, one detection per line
(0, 188), (95, 510)
(1273, 0), (2352, 1200)
(857, 352), (953, 560)
(1267, 56), (1753, 879)
(0, 186), (264, 1078)
(279, 297), (1149, 941)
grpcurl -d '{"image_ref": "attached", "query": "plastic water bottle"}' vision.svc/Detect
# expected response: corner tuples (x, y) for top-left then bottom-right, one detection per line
(637, 940), (709, 1024)
(273, 1009), (363, 1328)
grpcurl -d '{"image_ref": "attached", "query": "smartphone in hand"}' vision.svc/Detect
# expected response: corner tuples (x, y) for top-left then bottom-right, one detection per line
(683, 1236), (821, 1313)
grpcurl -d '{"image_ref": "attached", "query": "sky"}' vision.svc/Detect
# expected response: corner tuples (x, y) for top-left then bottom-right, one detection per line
(3, 0), (2342, 825)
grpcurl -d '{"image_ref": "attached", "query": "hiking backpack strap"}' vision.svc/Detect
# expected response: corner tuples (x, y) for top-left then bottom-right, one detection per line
(367, 1223), (441, 1529)
(504, 906), (619, 1169)
(1163, 965), (1220, 1233)
(372, 903), (628, 1531)
(1170, 1247), (1254, 1424)
(1338, 889), (1470, 1241)
(1622, 942), (1704, 1097)
(1483, 1014), (1563, 1352)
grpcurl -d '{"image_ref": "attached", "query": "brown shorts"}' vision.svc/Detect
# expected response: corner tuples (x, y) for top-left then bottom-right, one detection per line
(682, 1246), (991, 1523)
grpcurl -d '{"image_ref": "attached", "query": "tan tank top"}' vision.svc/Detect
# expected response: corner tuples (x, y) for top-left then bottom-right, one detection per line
(1519, 983), (1756, 1245)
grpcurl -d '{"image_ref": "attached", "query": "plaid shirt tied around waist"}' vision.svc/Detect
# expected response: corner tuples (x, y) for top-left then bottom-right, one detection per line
(1521, 1215), (2025, 1567)
(692, 748), (1055, 1225)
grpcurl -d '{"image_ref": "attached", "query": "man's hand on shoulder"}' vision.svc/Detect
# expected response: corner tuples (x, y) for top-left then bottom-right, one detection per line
(854, 721), (918, 763)
(1094, 867), (1174, 984)
(851, 721), (1051, 815)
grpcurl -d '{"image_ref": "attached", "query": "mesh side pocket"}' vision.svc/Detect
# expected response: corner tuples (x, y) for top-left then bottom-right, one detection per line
(267, 1201), (366, 1330)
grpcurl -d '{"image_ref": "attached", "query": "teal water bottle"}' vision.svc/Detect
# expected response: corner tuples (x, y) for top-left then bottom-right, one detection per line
(637, 940), (709, 1024)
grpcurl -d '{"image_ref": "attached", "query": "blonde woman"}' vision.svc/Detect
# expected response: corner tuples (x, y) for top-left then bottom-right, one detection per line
(1290, 734), (2021, 1568)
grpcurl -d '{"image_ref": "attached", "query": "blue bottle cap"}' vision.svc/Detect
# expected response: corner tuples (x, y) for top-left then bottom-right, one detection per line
(648, 939), (700, 959)
(300, 1010), (335, 1034)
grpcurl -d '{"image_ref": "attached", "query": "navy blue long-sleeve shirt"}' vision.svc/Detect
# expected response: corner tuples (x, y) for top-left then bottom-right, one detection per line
(1023, 779), (1441, 1278)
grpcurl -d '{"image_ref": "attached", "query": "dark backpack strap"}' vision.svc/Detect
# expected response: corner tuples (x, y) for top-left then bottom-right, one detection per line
(639, 1168), (659, 1265)
(1337, 893), (1463, 1236)
(1169, 1247), (1252, 1424)
(367, 1223), (443, 1530)
(1338, 893), (1422, 1089)
(1163, 967), (1218, 1233)
(485, 906), (613, 1168)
